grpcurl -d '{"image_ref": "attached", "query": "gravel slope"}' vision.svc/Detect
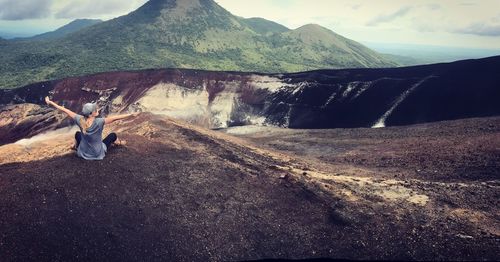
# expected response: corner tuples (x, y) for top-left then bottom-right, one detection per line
(0, 114), (498, 261)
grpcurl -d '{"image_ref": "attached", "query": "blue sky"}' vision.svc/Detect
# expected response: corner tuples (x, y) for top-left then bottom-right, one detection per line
(0, 0), (499, 49)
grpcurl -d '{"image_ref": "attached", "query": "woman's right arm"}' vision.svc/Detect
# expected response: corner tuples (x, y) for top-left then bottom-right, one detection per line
(45, 96), (77, 119)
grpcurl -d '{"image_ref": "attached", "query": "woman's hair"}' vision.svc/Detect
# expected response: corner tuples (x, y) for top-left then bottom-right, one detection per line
(80, 103), (97, 134)
(79, 116), (90, 134)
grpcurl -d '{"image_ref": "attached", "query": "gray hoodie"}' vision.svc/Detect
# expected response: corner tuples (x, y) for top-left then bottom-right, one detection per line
(74, 115), (107, 160)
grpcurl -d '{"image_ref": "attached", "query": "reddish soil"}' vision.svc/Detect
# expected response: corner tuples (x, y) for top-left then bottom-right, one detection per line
(0, 114), (498, 261)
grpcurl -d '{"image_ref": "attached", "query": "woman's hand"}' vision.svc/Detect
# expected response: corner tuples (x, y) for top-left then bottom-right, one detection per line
(43, 97), (77, 119)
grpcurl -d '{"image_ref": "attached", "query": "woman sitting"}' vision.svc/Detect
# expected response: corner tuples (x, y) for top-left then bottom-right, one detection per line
(45, 96), (138, 160)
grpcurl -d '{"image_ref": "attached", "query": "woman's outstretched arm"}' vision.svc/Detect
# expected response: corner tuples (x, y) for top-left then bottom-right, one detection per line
(105, 113), (139, 124)
(45, 96), (77, 119)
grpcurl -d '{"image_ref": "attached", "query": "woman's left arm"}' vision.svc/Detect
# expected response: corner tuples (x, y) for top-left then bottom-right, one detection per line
(104, 113), (139, 124)
(45, 96), (77, 119)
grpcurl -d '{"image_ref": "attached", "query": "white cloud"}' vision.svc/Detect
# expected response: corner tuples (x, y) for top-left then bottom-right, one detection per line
(0, 0), (52, 20)
(366, 6), (413, 26)
(217, 0), (500, 48)
(53, 0), (147, 19)
(1, 0), (499, 49)
(455, 22), (500, 36)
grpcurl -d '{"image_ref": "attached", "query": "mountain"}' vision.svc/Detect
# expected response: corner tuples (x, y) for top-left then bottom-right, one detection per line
(239, 17), (290, 35)
(0, 32), (19, 39)
(365, 42), (500, 65)
(0, 0), (397, 89)
(382, 53), (427, 66)
(14, 19), (103, 41)
(1, 56), (499, 145)
(282, 24), (393, 68)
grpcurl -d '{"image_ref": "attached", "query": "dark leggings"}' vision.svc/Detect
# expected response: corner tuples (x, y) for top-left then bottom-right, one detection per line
(75, 132), (117, 148)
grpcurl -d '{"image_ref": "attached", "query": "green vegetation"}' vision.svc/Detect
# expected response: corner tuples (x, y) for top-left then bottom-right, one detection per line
(0, 0), (398, 89)
(238, 17), (290, 35)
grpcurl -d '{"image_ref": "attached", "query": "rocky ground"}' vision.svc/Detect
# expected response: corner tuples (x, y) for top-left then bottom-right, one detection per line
(0, 114), (499, 261)
(223, 116), (500, 182)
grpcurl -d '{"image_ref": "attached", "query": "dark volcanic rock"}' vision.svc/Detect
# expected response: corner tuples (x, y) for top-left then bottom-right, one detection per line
(1, 56), (499, 144)
(0, 104), (69, 145)
(266, 56), (500, 128)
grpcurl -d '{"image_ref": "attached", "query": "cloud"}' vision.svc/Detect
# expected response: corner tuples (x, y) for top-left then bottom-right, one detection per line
(0, 0), (52, 20)
(366, 6), (412, 26)
(455, 22), (500, 36)
(351, 4), (362, 10)
(54, 0), (147, 19)
(426, 4), (441, 11)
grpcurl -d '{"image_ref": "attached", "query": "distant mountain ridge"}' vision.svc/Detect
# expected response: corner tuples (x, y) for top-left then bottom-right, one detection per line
(0, 0), (397, 89)
(14, 19), (103, 41)
(238, 17), (290, 35)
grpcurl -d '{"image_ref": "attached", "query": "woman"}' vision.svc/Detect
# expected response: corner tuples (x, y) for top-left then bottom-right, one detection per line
(45, 96), (138, 160)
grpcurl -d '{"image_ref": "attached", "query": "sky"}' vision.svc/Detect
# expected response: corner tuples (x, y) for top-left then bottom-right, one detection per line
(0, 0), (499, 50)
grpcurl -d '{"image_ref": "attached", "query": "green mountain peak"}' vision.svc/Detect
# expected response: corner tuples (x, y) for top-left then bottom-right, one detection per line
(129, 0), (224, 22)
(0, 0), (398, 89)
(291, 24), (343, 43)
